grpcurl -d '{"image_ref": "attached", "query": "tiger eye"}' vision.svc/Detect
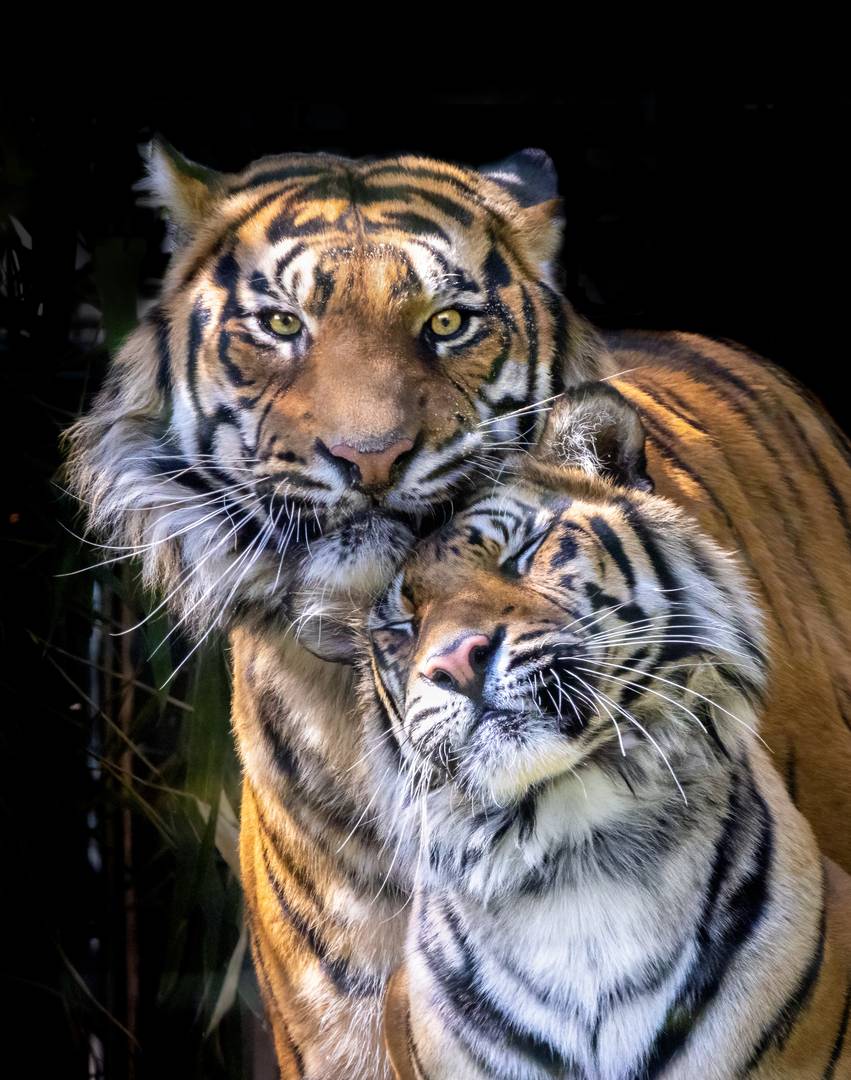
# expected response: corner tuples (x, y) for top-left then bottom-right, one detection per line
(429, 309), (463, 337)
(265, 311), (302, 337)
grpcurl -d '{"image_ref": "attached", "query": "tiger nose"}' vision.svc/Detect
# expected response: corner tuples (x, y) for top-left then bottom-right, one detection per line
(329, 438), (414, 489)
(422, 634), (493, 698)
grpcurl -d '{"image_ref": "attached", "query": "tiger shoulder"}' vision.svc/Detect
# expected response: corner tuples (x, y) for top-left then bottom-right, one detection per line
(601, 326), (851, 874)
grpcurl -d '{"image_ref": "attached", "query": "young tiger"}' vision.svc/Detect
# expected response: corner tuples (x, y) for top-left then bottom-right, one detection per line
(366, 386), (851, 1079)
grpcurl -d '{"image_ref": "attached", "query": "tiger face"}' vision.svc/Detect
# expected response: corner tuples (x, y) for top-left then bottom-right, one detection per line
(67, 143), (603, 647)
(368, 384), (766, 808)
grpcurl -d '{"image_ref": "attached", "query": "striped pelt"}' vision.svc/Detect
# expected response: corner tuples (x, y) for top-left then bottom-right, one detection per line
(367, 388), (851, 1079)
(62, 138), (851, 1077)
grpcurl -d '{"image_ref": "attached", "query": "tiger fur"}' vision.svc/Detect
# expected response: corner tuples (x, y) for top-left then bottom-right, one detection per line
(367, 387), (851, 1079)
(64, 143), (851, 1078)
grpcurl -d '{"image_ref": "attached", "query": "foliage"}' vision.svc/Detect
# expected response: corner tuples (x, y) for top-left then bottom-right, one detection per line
(1, 116), (273, 1080)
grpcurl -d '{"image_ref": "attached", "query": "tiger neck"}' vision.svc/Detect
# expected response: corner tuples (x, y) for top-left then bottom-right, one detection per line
(415, 751), (784, 1073)
(230, 623), (405, 892)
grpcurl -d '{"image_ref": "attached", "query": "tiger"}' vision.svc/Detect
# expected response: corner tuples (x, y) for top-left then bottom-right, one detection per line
(63, 140), (851, 1078)
(365, 385), (851, 1080)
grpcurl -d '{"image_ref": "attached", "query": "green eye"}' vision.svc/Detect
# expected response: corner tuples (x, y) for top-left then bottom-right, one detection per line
(262, 311), (302, 337)
(429, 309), (464, 337)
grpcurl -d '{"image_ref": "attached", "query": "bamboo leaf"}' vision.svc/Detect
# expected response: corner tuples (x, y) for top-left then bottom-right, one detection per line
(205, 924), (248, 1036)
(195, 793), (241, 881)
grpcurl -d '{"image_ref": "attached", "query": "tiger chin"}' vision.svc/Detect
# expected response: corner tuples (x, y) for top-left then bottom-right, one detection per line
(364, 387), (851, 1080)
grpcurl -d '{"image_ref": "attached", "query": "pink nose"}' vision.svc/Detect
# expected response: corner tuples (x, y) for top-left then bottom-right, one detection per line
(329, 438), (414, 489)
(422, 634), (492, 696)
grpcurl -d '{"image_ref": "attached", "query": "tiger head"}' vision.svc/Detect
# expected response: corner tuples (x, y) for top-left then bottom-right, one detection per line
(367, 384), (767, 812)
(65, 142), (605, 646)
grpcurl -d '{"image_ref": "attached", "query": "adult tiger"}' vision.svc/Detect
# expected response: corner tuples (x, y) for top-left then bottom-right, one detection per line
(368, 387), (851, 1079)
(64, 142), (851, 1078)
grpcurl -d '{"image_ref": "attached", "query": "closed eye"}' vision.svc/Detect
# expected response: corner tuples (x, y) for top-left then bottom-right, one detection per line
(370, 620), (414, 636)
(499, 530), (549, 577)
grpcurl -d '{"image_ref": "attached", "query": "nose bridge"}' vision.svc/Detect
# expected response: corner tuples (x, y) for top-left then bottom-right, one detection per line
(310, 316), (422, 442)
(418, 596), (497, 667)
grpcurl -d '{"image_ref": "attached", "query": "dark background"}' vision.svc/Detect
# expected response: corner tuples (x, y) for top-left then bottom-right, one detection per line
(3, 92), (850, 1078)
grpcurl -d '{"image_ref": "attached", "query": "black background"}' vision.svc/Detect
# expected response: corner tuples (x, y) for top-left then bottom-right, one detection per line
(3, 91), (850, 1077)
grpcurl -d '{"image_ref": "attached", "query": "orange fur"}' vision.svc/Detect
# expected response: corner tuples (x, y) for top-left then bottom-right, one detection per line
(64, 143), (851, 1076)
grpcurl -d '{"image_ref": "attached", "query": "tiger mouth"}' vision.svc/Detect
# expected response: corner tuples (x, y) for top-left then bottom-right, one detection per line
(267, 496), (454, 551)
(476, 701), (591, 739)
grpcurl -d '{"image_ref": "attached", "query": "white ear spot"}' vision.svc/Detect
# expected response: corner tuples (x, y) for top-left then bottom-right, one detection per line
(134, 139), (223, 240)
(136, 141), (179, 211)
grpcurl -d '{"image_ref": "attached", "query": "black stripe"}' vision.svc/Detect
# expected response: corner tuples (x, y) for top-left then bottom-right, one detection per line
(419, 896), (581, 1077)
(825, 979), (851, 1079)
(359, 183), (475, 226)
(186, 301), (211, 415)
(362, 162), (482, 202)
(217, 328), (252, 387)
(635, 382), (711, 435)
(746, 900), (827, 1068)
(611, 330), (760, 407)
(417, 450), (471, 487)
(150, 306), (173, 395)
(309, 263), (336, 317)
(618, 506), (679, 594)
(266, 206), (335, 244)
(644, 763), (773, 1076)
(265, 470), (331, 492)
(261, 844), (379, 997)
(228, 162), (333, 195)
(539, 281), (570, 392)
(366, 209), (450, 243)
(590, 515), (636, 588)
(255, 801), (329, 917)
(520, 284), (539, 417)
(621, 335), (850, 634)
(786, 409), (851, 553)
(785, 746), (799, 807)
(177, 185), (301, 289)
(246, 920), (306, 1079)
(254, 687), (385, 850)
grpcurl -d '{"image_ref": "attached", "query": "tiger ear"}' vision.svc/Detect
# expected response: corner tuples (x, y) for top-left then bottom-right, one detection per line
(479, 148), (564, 277)
(137, 137), (226, 243)
(534, 383), (654, 493)
(479, 148), (559, 208)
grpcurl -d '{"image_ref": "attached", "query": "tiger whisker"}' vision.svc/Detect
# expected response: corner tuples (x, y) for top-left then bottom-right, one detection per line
(373, 757), (426, 903)
(584, 611), (754, 644)
(160, 513), (278, 687)
(600, 365), (647, 382)
(559, 601), (633, 636)
(55, 501), (253, 575)
(572, 661), (708, 737)
(574, 658), (768, 747)
(581, 636), (751, 661)
(566, 670), (625, 756)
(335, 778), (386, 856)
(112, 502), (264, 638)
(153, 510), (273, 671)
(60, 483), (260, 555)
(549, 668), (587, 732)
(564, 673), (688, 804)
(475, 394), (562, 428)
(339, 726), (396, 778)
